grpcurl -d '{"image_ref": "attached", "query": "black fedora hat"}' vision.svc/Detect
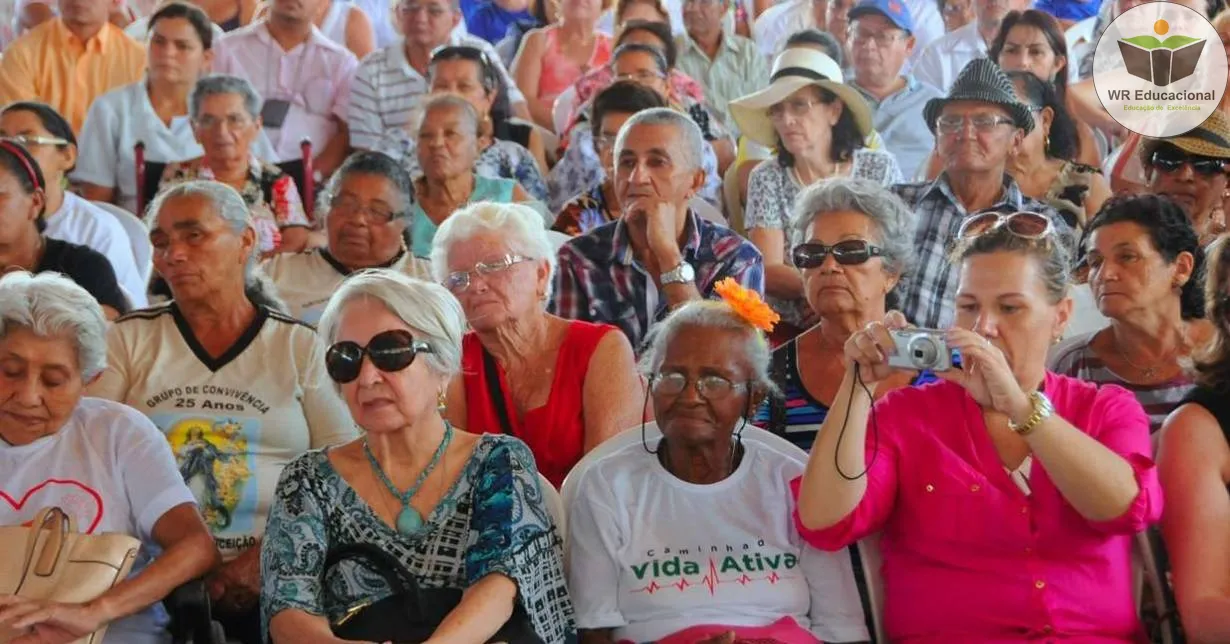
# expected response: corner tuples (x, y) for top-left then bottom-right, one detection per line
(922, 58), (1036, 135)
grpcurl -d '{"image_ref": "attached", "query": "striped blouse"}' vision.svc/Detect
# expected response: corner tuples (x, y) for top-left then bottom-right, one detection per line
(1048, 331), (1194, 434)
(753, 340), (937, 450)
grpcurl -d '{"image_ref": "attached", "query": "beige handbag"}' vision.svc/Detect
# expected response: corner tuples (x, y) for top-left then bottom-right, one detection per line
(0, 507), (141, 644)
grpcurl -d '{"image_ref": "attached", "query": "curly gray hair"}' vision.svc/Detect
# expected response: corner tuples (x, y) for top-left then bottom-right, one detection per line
(638, 300), (781, 397)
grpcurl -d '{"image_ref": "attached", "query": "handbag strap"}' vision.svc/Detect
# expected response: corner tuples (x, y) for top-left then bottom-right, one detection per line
(323, 542), (420, 600)
(481, 347), (515, 436)
(767, 344), (791, 436)
(22, 508), (71, 580)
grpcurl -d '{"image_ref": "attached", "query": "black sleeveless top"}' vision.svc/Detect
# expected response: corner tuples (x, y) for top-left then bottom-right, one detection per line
(1180, 385), (1230, 446)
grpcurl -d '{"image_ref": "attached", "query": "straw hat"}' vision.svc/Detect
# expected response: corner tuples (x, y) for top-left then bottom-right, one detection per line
(922, 58), (1035, 135)
(729, 49), (874, 149)
(1140, 110), (1230, 161)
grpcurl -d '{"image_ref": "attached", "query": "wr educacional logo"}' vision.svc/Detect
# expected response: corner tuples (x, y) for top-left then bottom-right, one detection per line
(1116, 19), (1204, 87)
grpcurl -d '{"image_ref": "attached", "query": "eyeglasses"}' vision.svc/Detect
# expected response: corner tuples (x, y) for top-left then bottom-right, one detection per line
(651, 372), (748, 399)
(329, 195), (401, 224)
(615, 70), (666, 83)
(325, 330), (435, 384)
(847, 28), (905, 48)
(399, 2), (450, 16)
(1150, 148), (1228, 177)
(444, 254), (530, 292)
(768, 97), (822, 122)
(194, 114), (253, 130)
(431, 44), (492, 69)
(0, 135), (69, 148)
(934, 114), (1017, 134)
(957, 210), (1053, 240)
(792, 240), (885, 268)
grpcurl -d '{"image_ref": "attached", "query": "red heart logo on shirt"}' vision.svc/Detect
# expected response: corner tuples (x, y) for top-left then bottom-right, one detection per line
(0, 479), (104, 534)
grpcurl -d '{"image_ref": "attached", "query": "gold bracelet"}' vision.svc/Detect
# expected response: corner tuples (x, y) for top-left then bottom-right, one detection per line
(1009, 391), (1054, 437)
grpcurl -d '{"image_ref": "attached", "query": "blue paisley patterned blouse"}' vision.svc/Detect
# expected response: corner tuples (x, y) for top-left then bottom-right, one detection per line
(259, 434), (575, 642)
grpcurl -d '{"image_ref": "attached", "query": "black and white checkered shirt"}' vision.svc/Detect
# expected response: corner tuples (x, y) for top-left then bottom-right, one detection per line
(893, 175), (1062, 329)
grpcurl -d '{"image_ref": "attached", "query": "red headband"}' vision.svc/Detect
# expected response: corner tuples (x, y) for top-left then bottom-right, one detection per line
(0, 140), (43, 192)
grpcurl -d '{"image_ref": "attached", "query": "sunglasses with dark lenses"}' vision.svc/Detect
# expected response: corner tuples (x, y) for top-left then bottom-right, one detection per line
(957, 210), (1052, 240)
(1150, 148), (1228, 177)
(324, 330), (435, 384)
(791, 240), (885, 269)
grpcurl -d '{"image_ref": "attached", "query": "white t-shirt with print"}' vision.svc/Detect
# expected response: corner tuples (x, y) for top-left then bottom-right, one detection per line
(87, 303), (357, 559)
(262, 249), (432, 324)
(566, 436), (869, 643)
(0, 397), (197, 644)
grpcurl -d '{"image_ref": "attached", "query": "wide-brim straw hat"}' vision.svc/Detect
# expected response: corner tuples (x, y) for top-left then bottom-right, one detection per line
(1140, 110), (1230, 161)
(729, 49), (874, 149)
(922, 58), (1035, 135)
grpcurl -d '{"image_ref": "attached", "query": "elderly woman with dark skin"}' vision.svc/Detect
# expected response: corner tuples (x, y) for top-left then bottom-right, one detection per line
(0, 272), (219, 644)
(0, 140), (129, 319)
(410, 94), (534, 258)
(1051, 194), (1211, 434)
(1158, 235), (1230, 643)
(263, 151), (432, 324)
(434, 202), (643, 486)
(88, 181), (355, 644)
(797, 214), (1160, 642)
(753, 178), (932, 449)
(567, 286), (869, 644)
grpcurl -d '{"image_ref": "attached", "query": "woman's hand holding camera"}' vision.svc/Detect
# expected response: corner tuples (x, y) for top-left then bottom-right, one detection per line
(938, 329), (1032, 422)
(843, 311), (911, 385)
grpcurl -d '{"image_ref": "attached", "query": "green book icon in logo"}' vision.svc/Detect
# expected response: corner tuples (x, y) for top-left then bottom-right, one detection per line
(1119, 21), (1205, 85)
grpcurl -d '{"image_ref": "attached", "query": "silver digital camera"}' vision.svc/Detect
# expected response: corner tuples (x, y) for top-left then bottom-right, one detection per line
(886, 328), (954, 372)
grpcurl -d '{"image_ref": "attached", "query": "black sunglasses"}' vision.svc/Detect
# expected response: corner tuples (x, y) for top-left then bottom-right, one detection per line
(325, 330), (435, 384)
(792, 240), (885, 268)
(1150, 148), (1228, 177)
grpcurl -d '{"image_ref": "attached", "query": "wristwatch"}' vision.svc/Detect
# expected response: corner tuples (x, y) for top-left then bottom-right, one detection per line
(660, 262), (695, 286)
(1009, 391), (1055, 437)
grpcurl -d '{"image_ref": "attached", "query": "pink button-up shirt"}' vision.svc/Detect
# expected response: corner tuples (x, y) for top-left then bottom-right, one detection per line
(792, 372), (1161, 643)
(212, 22), (358, 162)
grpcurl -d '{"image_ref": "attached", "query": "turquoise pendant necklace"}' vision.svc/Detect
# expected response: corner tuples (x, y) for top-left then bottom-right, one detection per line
(364, 423), (454, 537)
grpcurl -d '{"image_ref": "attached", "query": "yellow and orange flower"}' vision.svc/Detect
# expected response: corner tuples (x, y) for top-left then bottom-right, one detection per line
(713, 278), (780, 333)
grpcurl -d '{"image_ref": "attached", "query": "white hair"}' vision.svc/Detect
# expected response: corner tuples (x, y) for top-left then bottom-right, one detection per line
(146, 180), (287, 313)
(615, 107), (704, 172)
(0, 271), (108, 380)
(637, 301), (780, 396)
(318, 269), (466, 379)
(429, 202), (557, 298)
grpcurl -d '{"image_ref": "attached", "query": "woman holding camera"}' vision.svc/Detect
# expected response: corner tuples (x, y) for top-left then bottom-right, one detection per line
(794, 212), (1160, 642)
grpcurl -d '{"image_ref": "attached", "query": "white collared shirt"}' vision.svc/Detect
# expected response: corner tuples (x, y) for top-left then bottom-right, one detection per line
(912, 21), (987, 93)
(213, 21), (359, 162)
(752, 0), (814, 59)
(347, 34), (524, 151)
(43, 191), (147, 308)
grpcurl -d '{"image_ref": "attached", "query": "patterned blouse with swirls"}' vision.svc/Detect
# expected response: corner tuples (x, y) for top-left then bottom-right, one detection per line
(159, 154), (310, 253)
(259, 434), (575, 643)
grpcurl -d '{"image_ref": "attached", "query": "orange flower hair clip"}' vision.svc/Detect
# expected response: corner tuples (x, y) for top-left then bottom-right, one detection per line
(713, 278), (780, 333)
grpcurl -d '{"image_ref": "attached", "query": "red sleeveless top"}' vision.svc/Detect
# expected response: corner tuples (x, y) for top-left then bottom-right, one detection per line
(460, 320), (615, 487)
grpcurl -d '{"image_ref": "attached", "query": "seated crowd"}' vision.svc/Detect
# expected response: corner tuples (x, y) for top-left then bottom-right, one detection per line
(2, 0), (1230, 641)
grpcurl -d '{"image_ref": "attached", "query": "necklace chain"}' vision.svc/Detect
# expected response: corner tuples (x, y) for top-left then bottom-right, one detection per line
(1113, 333), (1181, 380)
(364, 423), (453, 509)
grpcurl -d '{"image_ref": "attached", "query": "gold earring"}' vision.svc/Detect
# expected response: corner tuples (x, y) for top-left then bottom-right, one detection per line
(437, 390), (447, 413)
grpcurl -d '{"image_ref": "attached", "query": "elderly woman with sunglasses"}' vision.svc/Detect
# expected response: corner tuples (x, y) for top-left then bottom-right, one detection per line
(795, 210), (1161, 642)
(261, 269), (575, 643)
(567, 286), (869, 644)
(264, 151), (432, 324)
(434, 202), (642, 487)
(88, 181), (355, 644)
(1050, 195), (1211, 435)
(754, 179), (933, 449)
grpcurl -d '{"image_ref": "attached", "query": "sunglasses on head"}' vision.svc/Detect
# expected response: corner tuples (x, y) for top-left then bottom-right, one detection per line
(325, 329), (435, 384)
(791, 239), (884, 269)
(1150, 147), (1228, 177)
(957, 210), (1052, 240)
(430, 45), (492, 69)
